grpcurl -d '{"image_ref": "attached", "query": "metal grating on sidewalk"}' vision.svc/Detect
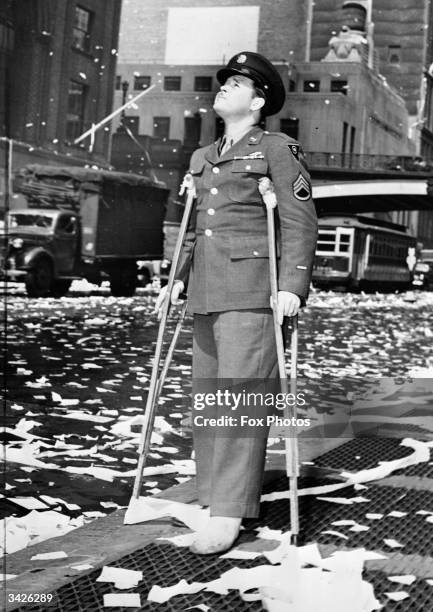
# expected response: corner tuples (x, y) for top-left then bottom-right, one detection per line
(312, 437), (414, 471)
(12, 546), (266, 612)
(363, 571), (433, 611)
(10, 438), (433, 611)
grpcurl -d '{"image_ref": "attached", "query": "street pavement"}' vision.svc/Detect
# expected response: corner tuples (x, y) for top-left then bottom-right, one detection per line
(2, 283), (433, 609)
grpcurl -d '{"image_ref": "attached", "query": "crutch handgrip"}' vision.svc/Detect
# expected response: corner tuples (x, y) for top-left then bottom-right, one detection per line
(179, 172), (196, 197)
(258, 177), (277, 209)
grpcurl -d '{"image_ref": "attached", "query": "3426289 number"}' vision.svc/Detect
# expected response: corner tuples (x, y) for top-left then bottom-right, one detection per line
(7, 593), (56, 605)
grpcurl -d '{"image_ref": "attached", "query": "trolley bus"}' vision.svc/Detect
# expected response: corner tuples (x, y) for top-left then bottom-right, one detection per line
(312, 215), (416, 290)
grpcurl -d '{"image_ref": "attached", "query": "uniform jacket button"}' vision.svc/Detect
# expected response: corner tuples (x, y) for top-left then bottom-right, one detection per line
(212, 167), (220, 174)
(210, 187), (218, 195)
(253, 250), (259, 256)
(208, 208), (215, 215)
(245, 164), (251, 170)
(205, 229), (213, 237)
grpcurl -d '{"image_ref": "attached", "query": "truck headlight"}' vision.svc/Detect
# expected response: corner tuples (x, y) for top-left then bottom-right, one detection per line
(10, 238), (24, 248)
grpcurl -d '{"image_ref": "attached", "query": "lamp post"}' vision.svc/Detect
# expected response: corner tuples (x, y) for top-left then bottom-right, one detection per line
(120, 80), (129, 129)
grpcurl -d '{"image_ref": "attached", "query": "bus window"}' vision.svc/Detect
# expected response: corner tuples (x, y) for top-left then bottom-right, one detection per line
(317, 229), (337, 253)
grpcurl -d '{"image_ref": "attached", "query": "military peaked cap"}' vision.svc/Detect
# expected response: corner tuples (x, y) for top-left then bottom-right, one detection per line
(216, 51), (286, 116)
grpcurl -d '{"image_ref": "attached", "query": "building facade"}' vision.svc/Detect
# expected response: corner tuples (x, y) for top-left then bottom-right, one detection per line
(310, 0), (433, 157)
(1, 0), (122, 212)
(113, 0), (433, 245)
(114, 0), (418, 175)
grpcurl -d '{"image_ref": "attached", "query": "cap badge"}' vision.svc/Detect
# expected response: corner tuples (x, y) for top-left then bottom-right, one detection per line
(236, 54), (247, 64)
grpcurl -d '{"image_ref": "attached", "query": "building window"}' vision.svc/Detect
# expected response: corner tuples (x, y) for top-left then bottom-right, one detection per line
(331, 80), (348, 94)
(303, 80), (320, 92)
(134, 75), (151, 90)
(184, 114), (202, 146)
(280, 118), (299, 140)
(66, 80), (87, 141)
(194, 76), (212, 92)
(164, 76), (181, 91)
(153, 117), (170, 139)
(350, 126), (356, 154)
(72, 5), (92, 53)
(388, 45), (401, 65)
(115, 76), (122, 90)
(342, 121), (348, 154)
(289, 79), (296, 92)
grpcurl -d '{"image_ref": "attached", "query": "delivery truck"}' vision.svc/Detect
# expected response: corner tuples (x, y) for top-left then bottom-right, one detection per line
(1, 164), (169, 297)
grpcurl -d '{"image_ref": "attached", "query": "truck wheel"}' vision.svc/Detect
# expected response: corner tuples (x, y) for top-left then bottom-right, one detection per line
(50, 279), (72, 297)
(109, 264), (137, 297)
(25, 258), (53, 298)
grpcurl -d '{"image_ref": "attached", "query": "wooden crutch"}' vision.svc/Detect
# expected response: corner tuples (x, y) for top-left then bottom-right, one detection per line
(153, 300), (188, 403)
(131, 174), (195, 499)
(258, 177), (300, 545)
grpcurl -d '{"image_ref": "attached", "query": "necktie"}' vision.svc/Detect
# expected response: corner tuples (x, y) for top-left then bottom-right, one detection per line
(218, 136), (233, 157)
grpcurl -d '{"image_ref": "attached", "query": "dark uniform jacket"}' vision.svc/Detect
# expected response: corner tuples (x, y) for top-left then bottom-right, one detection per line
(175, 126), (318, 314)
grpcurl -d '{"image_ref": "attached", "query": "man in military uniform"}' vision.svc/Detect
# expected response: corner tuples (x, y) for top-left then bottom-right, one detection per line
(156, 51), (317, 554)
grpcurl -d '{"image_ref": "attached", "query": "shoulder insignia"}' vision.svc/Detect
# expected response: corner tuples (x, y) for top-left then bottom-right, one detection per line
(292, 173), (311, 201)
(288, 144), (300, 160)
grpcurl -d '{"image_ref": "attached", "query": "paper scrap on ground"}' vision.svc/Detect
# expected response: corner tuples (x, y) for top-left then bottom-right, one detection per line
(31, 551), (68, 560)
(261, 482), (349, 503)
(361, 551), (388, 561)
(0, 510), (81, 554)
(388, 575), (416, 586)
(103, 593), (141, 607)
(256, 527), (284, 541)
(55, 411), (113, 423)
(350, 523), (370, 532)
(97, 566), (143, 589)
(383, 539), (404, 548)
(366, 513), (383, 520)
(8, 497), (50, 510)
(148, 545), (381, 611)
(3, 446), (57, 469)
(220, 548), (263, 560)
(388, 511), (407, 518)
(124, 496), (210, 532)
(321, 530), (349, 540)
(148, 580), (206, 604)
(262, 531), (292, 565)
(385, 591), (409, 601)
(71, 564), (94, 571)
(318, 496), (370, 505)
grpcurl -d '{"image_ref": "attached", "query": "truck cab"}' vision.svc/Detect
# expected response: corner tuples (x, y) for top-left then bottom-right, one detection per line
(2, 209), (79, 296)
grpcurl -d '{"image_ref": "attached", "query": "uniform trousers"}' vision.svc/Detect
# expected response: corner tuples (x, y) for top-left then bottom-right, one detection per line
(192, 308), (278, 518)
